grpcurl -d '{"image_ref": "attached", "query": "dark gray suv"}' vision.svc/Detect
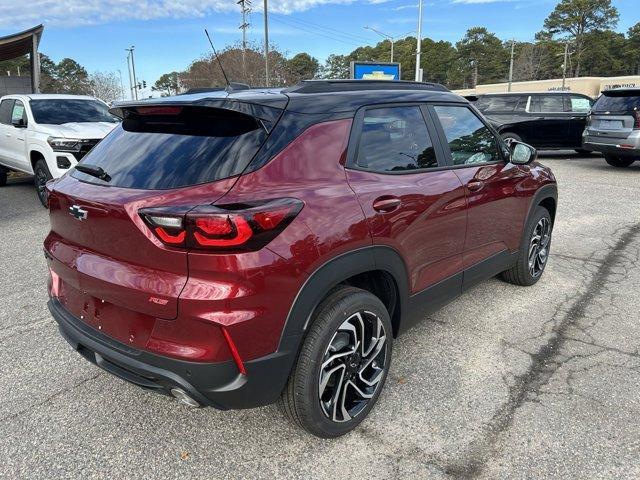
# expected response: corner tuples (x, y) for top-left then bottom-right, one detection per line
(583, 88), (640, 168)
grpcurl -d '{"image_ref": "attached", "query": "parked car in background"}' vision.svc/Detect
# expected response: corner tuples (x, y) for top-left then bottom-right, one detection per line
(44, 80), (557, 438)
(0, 94), (119, 206)
(582, 88), (640, 168)
(471, 92), (594, 153)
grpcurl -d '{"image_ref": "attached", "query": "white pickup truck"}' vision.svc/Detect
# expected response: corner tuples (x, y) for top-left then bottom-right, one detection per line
(0, 94), (118, 206)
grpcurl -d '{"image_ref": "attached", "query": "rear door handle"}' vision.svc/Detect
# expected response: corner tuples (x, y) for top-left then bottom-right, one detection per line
(467, 181), (485, 192)
(373, 196), (401, 213)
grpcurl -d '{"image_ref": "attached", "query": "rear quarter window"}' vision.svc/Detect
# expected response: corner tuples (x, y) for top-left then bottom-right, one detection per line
(72, 106), (267, 190)
(476, 95), (526, 113)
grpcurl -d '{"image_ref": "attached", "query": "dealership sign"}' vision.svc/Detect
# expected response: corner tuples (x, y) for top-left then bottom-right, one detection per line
(350, 61), (401, 80)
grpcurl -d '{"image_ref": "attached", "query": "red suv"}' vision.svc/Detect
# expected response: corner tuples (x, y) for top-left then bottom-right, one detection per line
(45, 80), (557, 438)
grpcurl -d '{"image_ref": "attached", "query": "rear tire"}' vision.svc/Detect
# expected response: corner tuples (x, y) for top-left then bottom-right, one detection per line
(501, 132), (522, 144)
(33, 159), (52, 207)
(0, 165), (7, 187)
(279, 286), (393, 438)
(500, 206), (552, 287)
(604, 156), (634, 168)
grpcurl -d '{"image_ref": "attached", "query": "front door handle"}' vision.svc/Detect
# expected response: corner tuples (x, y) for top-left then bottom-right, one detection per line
(373, 196), (401, 213)
(467, 180), (485, 192)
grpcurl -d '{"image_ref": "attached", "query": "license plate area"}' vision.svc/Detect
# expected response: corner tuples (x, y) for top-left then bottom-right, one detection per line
(598, 119), (623, 130)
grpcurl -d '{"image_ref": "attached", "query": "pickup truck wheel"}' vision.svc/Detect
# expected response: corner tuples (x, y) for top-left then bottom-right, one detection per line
(500, 206), (552, 286)
(0, 165), (7, 187)
(279, 286), (392, 438)
(604, 156), (634, 168)
(34, 159), (52, 207)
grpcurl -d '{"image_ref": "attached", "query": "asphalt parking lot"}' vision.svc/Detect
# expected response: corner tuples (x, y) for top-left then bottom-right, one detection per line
(1, 152), (639, 479)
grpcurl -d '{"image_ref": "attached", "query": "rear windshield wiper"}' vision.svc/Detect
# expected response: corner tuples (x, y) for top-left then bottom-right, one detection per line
(75, 164), (111, 182)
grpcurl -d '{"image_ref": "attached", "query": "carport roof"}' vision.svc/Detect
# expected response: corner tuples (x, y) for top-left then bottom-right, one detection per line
(0, 24), (43, 60)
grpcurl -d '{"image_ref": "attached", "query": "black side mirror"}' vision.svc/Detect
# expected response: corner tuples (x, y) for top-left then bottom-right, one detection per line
(509, 140), (537, 165)
(12, 118), (27, 128)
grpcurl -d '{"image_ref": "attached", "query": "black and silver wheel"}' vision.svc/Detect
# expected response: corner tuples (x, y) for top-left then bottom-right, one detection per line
(280, 286), (392, 437)
(501, 132), (522, 145)
(33, 159), (52, 207)
(500, 206), (553, 286)
(604, 155), (634, 168)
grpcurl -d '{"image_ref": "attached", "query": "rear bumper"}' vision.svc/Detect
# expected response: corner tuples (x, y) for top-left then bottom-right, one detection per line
(49, 298), (299, 410)
(583, 134), (640, 158)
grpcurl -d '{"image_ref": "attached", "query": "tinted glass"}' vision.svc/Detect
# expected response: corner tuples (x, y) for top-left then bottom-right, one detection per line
(538, 95), (565, 113)
(30, 99), (118, 125)
(356, 106), (438, 172)
(434, 105), (501, 166)
(71, 107), (266, 190)
(476, 95), (524, 113)
(11, 101), (26, 124)
(569, 95), (592, 113)
(593, 93), (640, 113)
(0, 99), (14, 125)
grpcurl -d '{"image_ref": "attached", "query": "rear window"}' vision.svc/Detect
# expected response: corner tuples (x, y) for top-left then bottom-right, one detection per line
(593, 92), (640, 113)
(30, 99), (119, 125)
(71, 106), (267, 190)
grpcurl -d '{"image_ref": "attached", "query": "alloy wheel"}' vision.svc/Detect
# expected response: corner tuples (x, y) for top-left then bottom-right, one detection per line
(528, 217), (551, 278)
(318, 310), (388, 423)
(35, 168), (49, 205)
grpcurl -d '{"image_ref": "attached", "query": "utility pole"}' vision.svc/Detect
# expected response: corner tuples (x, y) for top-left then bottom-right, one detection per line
(363, 26), (399, 63)
(117, 69), (125, 100)
(126, 49), (134, 100)
(415, 0), (423, 81)
(238, 0), (251, 80)
(508, 39), (515, 92)
(126, 46), (138, 100)
(561, 41), (569, 89)
(263, 0), (269, 87)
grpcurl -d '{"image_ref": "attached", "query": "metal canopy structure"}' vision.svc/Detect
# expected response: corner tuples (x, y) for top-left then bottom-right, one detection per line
(0, 24), (44, 94)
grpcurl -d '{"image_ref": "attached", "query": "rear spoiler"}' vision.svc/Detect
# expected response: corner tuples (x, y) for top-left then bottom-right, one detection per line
(109, 97), (287, 133)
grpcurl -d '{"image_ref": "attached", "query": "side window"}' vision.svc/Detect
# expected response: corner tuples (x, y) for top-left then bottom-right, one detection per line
(0, 99), (14, 125)
(433, 105), (501, 166)
(11, 100), (26, 126)
(476, 95), (524, 113)
(539, 95), (565, 113)
(356, 106), (438, 172)
(568, 95), (592, 113)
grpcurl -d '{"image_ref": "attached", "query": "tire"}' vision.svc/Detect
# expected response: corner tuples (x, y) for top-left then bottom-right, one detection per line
(279, 286), (393, 438)
(604, 155), (635, 168)
(33, 159), (52, 207)
(574, 148), (592, 155)
(500, 206), (552, 287)
(501, 132), (522, 144)
(0, 165), (7, 187)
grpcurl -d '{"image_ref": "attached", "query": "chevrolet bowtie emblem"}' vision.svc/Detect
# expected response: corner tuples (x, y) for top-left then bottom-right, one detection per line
(69, 205), (88, 221)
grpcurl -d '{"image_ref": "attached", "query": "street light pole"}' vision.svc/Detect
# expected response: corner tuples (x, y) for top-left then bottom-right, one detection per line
(415, 0), (423, 81)
(264, 0), (270, 87)
(363, 26), (394, 62)
(126, 46), (138, 100)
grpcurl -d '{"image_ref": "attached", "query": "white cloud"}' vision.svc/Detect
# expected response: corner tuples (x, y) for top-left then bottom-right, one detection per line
(0, 0), (382, 29)
(452, 0), (516, 3)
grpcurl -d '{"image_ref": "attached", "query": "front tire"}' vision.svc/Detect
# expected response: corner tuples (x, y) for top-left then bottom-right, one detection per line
(0, 165), (7, 187)
(604, 155), (634, 168)
(33, 159), (52, 207)
(500, 206), (552, 286)
(280, 286), (393, 438)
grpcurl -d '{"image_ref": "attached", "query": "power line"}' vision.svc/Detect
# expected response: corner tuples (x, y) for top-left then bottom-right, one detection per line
(269, 16), (363, 47)
(270, 12), (372, 44)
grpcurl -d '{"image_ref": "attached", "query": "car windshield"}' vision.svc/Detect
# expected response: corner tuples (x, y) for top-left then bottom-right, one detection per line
(593, 92), (640, 113)
(30, 99), (119, 125)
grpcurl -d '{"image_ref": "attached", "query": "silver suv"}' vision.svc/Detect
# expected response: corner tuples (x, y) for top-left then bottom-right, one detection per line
(583, 88), (640, 168)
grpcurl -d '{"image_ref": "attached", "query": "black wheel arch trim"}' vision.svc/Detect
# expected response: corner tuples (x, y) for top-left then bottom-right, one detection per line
(526, 183), (558, 229)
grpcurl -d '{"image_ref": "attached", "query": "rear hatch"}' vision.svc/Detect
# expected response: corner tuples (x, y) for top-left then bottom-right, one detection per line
(45, 94), (286, 346)
(588, 89), (640, 140)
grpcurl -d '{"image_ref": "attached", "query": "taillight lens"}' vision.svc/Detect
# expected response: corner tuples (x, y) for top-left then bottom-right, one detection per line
(139, 198), (303, 252)
(633, 110), (640, 130)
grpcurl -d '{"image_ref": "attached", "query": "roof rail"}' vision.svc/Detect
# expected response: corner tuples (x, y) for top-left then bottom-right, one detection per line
(284, 79), (449, 94)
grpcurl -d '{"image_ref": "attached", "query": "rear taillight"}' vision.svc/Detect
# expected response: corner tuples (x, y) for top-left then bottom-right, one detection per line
(139, 198), (303, 252)
(633, 110), (640, 130)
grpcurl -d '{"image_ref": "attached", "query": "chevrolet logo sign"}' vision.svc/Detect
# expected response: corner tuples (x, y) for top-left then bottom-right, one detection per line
(69, 205), (88, 221)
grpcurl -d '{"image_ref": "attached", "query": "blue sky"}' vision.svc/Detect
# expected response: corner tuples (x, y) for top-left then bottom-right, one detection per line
(2, 0), (637, 95)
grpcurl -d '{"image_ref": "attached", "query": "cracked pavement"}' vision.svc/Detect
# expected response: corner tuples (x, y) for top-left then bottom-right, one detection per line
(1, 153), (640, 479)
